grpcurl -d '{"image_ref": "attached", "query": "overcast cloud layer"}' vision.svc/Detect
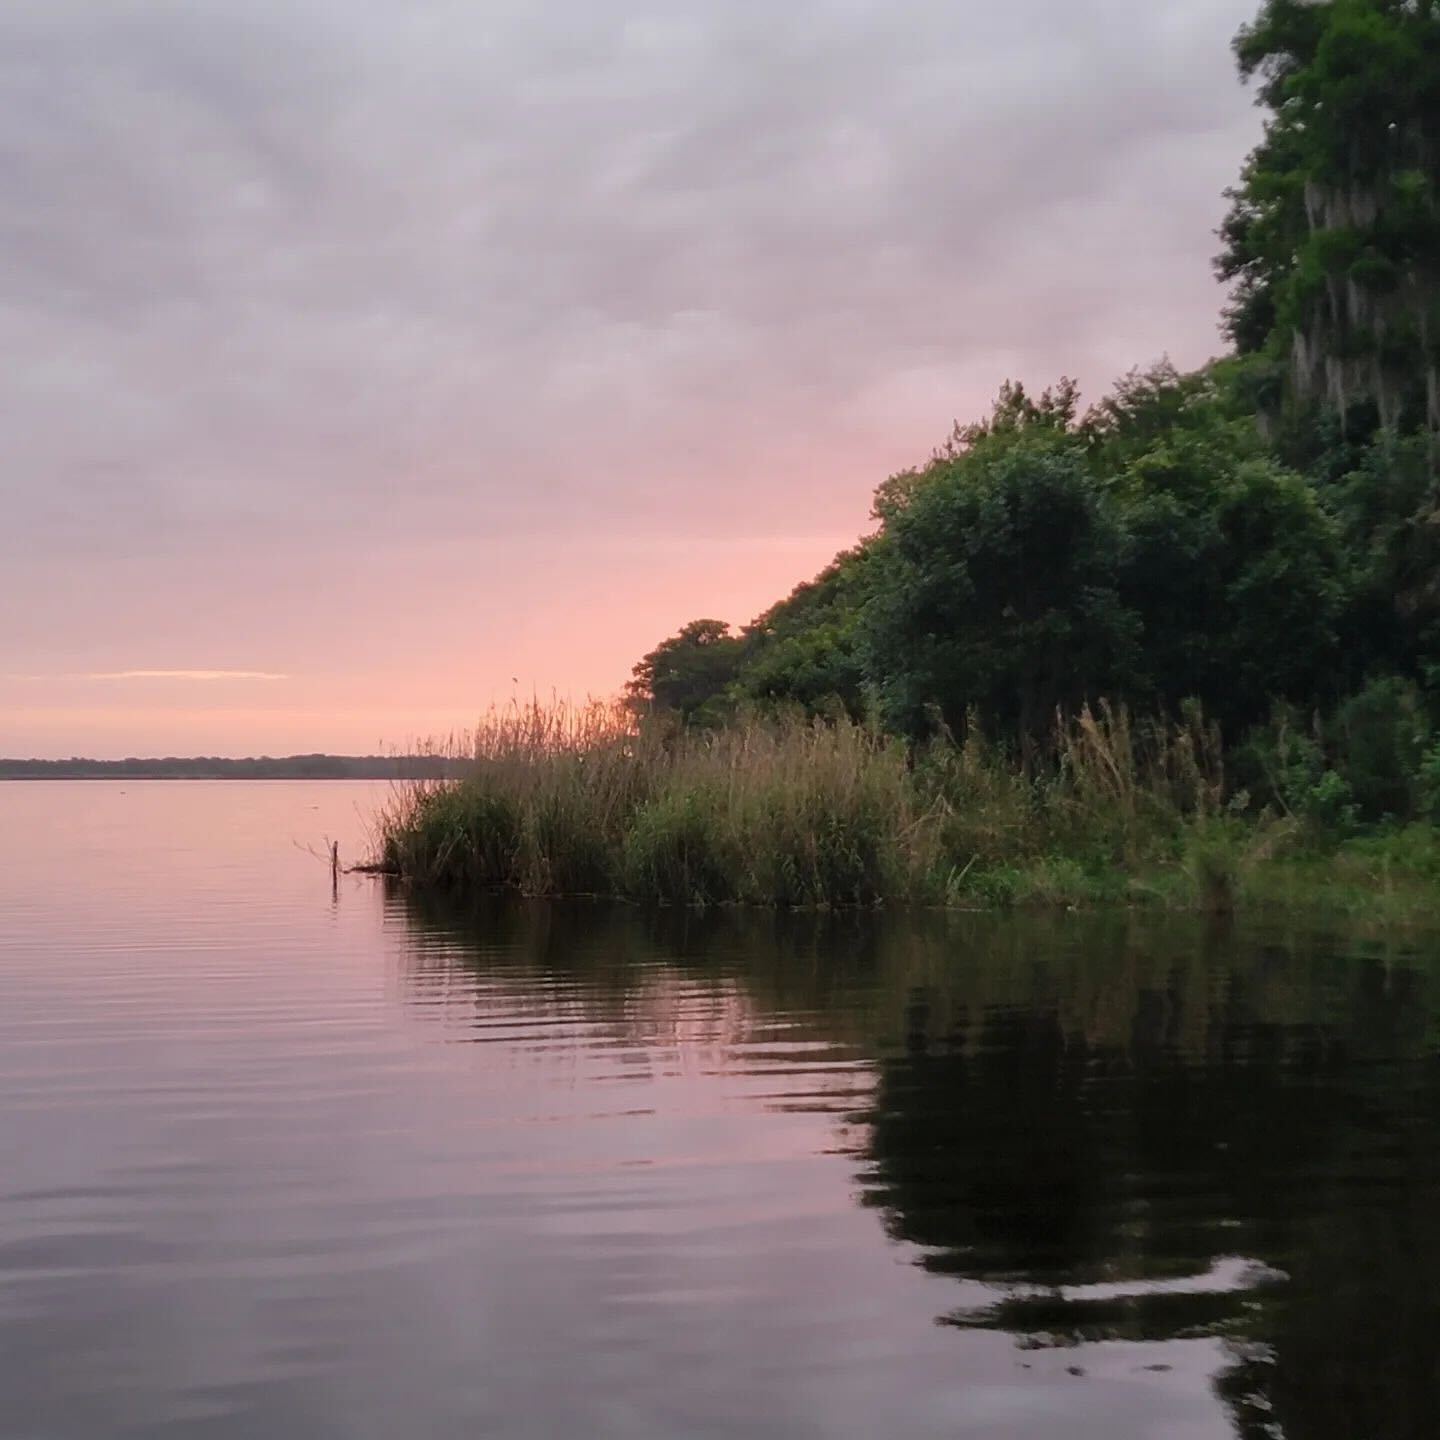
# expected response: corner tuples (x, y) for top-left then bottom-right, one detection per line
(1, 0), (1262, 756)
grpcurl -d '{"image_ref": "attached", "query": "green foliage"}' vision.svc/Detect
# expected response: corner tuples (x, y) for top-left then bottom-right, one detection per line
(1081, 360), (1240, 463)
(1233, 675), (1439, 830)
(381, 704), (944, 907)
(1112, 378), (1349, 728)
(521, 777), (622, 896)
(626, 618), (744, 726)
(732, 545), (874, 719)
(624, 791), (735, 905)
(1421, 741), (1440, 819)
(381, 784), (521, 889)
(1234, 707), (1356, 829)
(736, 626), (867, 719)
(1182, 822), (1246, 915)
(1329, 675), (1436, 816)
(870, 378), (1082, 523)
(861, 431), (1137, 742)
(1321, 430), (1440, 671)
(1219, 0), (1440, 430)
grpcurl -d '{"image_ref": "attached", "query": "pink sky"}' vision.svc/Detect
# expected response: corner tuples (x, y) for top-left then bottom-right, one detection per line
(4, 530), (857, 755)
(1, 0), (1263, 758)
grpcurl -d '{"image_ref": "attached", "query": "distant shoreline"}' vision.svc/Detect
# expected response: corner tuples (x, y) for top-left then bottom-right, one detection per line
(0, 756), (456, 781)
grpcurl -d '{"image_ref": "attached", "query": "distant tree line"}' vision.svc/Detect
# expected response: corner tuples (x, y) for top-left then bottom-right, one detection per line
(0, 755), (456, 780)
(626, 0), (1440, 828)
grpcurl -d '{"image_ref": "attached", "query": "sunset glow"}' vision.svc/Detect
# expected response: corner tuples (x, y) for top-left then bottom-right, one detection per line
(1, 1), (1263, 758)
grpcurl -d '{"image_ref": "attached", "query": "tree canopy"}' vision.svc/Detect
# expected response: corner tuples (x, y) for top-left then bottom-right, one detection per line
(1217, 0), (1440, 433)
(626, 618), (744, 727)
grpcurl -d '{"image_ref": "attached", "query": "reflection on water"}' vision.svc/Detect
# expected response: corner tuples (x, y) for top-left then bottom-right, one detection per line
(397, 893), (1440, 1439)
(1, 782), (1438, 1439)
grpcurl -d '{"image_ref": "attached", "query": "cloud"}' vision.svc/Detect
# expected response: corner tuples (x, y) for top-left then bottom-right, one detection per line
(0, 1), (1263, 553)
(84, 670), (289, 682)
(3, 670), (289, 683)
(0, 0), (1266, 748)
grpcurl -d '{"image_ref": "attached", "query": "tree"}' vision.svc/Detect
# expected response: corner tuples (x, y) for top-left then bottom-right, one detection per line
(1120, 447), (1349, 731)
(1089, 363), (1352, 730)
(1321, 429), (1440, 681)
(861, 432), (1137, 746)
(625, 619), (744, 725)
(732, 545), (875, 719)
(1217, 0), (1440, 434)
(871, 378), (1081, 524)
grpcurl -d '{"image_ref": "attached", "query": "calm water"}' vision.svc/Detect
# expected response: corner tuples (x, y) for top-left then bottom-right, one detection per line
(3, 783), (1439, 1439)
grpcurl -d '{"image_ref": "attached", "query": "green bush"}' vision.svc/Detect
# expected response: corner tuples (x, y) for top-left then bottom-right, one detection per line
(624, 791), (736, 905)
(1329, 677), (1434, 821)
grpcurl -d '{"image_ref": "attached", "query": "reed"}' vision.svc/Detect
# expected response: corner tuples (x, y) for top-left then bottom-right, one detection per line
(371, 699), (1440, 917)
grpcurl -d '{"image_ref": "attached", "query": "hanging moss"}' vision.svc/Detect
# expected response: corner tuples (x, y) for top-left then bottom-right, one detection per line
(1349, 250), (1401, 291)
(1220, 2), (1440, 442)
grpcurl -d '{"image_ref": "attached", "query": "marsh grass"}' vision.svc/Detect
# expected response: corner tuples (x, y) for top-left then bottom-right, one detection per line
(373, 700), (1440, 918)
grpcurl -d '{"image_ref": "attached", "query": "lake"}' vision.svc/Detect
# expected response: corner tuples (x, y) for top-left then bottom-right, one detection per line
(2, 781), (1437, 1438)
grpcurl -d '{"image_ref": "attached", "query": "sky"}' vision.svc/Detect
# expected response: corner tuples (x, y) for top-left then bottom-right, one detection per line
(1, 0), (1264, 759)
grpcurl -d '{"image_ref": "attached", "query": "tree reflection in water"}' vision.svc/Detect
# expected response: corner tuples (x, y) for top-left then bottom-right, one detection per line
(394, 891), (1440, 1439)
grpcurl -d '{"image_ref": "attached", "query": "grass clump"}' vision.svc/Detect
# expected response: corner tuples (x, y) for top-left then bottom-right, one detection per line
(377, 702), (936, 906)
(625, 790), (736, 905)
(380, 786), (521, 889)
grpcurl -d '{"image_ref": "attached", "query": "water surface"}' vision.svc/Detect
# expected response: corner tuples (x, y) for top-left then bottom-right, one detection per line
(2, 782), (1438, 1438)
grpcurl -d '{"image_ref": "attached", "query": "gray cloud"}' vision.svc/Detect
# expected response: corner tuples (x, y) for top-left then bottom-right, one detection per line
(0, 0), (1265, 738)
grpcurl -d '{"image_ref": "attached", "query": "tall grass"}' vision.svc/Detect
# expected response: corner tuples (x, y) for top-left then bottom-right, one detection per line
(376, 701), (939, 904)
(371, 699), (1440, 915)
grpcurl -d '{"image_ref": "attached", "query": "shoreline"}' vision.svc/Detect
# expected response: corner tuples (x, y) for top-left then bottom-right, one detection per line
(370, 706), (1440, 929)
(367, 849), (1440, 928)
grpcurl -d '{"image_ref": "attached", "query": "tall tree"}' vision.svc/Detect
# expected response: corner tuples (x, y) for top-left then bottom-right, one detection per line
(1217, 0), (1440, 434)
